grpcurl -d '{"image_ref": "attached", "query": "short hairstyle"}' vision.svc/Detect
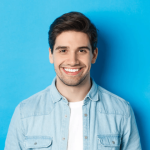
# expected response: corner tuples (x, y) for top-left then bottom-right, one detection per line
(48, 12), (98, 54)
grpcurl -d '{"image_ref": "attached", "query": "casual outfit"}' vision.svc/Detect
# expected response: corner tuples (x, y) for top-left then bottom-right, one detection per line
(5, 77), (142, 150)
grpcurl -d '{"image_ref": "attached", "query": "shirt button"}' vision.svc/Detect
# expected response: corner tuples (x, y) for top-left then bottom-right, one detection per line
(65, 115), (67, 118)
(85, 136), (88, 139)
(62, 137), (65, 140)
(112, 141), (115, 144)
(84, 114), (87, 117)
(34, 142), (37, 145)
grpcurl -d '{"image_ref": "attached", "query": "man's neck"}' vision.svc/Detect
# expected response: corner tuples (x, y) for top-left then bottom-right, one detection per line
(56, 76), (92, 102)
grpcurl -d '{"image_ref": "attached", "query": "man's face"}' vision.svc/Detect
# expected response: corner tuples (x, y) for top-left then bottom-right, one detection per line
(49, 31), (98, 86)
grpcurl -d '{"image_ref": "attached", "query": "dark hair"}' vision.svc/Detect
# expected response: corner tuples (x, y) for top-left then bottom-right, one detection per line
(48, 12), (98, 54)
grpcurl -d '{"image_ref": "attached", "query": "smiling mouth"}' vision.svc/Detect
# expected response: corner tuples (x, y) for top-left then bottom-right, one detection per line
(62, 67), (83, 75)
(64, 68), (81, 72)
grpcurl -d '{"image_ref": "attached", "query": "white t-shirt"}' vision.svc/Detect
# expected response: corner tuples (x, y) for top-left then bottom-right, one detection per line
(67, 100), (84, 150)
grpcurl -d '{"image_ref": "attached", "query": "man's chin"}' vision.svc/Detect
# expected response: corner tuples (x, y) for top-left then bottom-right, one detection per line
(58, 76), (86, 87)
(60, 80), (83, 86)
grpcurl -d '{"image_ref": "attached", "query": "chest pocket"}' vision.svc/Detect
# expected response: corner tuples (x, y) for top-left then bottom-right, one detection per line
(24, 136), (52, 150)
(97, 134), (121, 150)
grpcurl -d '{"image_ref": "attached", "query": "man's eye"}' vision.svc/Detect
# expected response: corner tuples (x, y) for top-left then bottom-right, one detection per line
(79, 50), (86, 53)
(60, 50), (66, 53)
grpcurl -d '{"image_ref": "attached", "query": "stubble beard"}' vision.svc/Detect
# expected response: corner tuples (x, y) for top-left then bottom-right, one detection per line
(57, 73), (88, 86)
(55, 67), (89, 86)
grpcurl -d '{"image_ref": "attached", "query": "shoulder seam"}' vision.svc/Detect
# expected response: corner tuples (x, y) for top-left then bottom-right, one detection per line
(98, 86), (129, 105)
(20, 86), (51, 104)
(98, 109), (129, 118)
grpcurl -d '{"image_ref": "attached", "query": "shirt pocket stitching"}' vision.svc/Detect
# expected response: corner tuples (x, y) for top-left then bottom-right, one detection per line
(97, 134), (121, 147)
(24, 136), (53, 149)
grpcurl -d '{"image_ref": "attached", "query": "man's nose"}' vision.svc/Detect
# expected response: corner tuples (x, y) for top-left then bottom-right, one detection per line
(67, 53), (79, 66)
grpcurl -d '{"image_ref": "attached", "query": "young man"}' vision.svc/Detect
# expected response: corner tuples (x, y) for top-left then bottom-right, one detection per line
(5, 12), (142, 150)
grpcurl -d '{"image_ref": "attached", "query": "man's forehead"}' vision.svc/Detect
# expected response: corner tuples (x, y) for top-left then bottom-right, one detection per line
(54, 31), (91, 49)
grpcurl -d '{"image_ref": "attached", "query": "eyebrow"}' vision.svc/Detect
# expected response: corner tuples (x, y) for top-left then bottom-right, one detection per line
(55, 46), (91, 51)
(78, 46), (90, 51)
(55, 46), (68, 50)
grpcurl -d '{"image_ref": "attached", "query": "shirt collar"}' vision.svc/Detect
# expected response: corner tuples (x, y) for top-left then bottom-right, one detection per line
(50, 77), (100, 103)
(50, 77), (62, 103)
(85, 78), (99, 102)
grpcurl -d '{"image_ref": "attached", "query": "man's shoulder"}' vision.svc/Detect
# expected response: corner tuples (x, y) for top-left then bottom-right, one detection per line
(97, 85), (131, 117)
(18, 85), (54, 119)
(21, 85), (51, 104)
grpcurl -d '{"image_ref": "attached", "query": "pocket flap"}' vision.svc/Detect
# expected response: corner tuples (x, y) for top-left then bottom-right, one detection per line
(97, 134), (121, 147)
(24, 136), (52, 148)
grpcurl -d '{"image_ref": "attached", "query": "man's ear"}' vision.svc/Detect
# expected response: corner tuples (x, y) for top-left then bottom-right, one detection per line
(49, 48), (54, 64)
(91, 48), (98, 64)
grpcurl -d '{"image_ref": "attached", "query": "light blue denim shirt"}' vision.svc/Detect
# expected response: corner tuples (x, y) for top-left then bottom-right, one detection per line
(5, 77), (142, 150)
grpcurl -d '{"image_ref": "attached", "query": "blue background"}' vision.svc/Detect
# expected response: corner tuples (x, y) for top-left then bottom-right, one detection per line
(0, 0), (150, 149)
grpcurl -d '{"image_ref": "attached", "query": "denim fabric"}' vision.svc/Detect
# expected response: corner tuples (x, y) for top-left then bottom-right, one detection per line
(5, 77), (142, 150)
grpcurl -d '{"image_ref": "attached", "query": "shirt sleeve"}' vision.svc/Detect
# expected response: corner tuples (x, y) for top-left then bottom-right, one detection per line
(4, 104), (24, 150)
(120, 104), (142, 150)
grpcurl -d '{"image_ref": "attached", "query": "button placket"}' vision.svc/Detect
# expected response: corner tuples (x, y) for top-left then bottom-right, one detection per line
(60, 104), (70, 150)
(62, 137), (65, 140)
(84, 114), (87, 117)
(82, 103), (89, 150)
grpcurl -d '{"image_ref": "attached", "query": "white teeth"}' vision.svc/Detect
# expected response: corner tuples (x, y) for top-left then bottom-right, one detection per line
(64, 68), (79, 72)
